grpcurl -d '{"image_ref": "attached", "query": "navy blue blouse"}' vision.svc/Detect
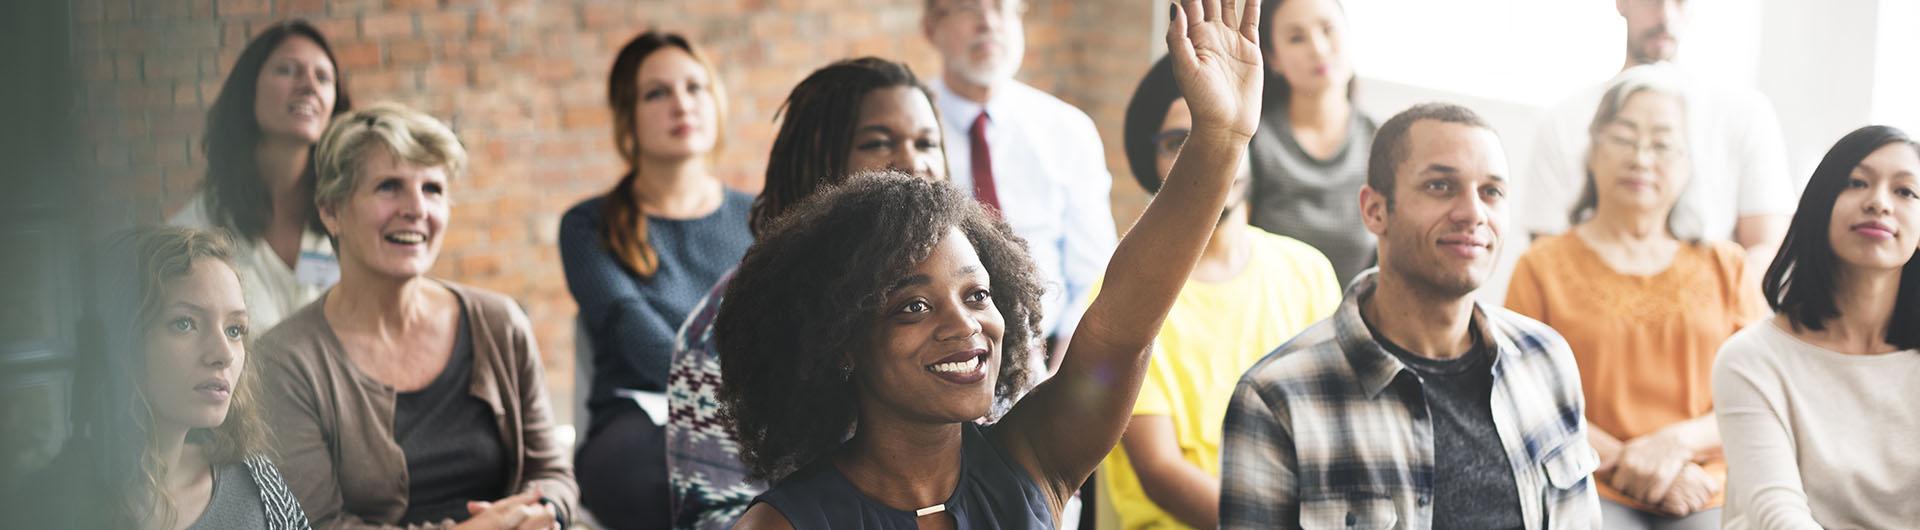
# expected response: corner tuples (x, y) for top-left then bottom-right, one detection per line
(558, 190), (753, 431)
(755, 424), (1055, 529)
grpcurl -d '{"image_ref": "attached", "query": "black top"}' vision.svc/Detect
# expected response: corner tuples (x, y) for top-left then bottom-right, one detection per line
(394, 307), (509, 525)
(754, 423), (1054, 529)
(558, 190), (754, 433)
(1367, 321), (1525, 530)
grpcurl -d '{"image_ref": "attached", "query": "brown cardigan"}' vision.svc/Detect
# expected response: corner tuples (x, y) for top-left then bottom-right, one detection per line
(257, 280), (579, 529)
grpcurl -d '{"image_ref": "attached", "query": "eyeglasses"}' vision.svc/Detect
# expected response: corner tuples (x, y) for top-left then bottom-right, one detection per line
(1597, 131), (1685, 162)
(1155, 128), (1189, 158)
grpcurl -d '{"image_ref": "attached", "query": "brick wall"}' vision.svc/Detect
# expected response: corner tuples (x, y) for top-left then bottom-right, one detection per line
(70, 0), (1156, 427)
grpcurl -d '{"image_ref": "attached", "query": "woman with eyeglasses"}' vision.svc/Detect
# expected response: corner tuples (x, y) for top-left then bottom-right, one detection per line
(1507, 65), (1764, 530)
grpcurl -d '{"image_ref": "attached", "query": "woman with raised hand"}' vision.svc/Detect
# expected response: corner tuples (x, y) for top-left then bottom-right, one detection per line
(722, 1), (1266, 527)
(1713, 125), (1920, 529)
(8, 226), (310, 530)
(256, 103), (577, 530)
(559, 31), (746, 530)
(173, 20), (353, 332)
(665, 56), (947, 530)
(1507, 64), (1764, 529)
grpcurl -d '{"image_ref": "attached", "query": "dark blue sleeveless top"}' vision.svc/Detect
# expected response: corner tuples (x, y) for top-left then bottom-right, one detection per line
(754, 423), (1054, 529)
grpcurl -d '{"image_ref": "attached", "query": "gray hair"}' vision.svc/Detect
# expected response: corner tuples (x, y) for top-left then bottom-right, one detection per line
(1569, 63), (1703, 241)
(312, 102), (467, 211)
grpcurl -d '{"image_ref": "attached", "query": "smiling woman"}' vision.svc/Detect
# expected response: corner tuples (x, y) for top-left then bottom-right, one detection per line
(255, 103), (580, 530)
(718, 1), (1267, 527)
(171, 20), (355, 333)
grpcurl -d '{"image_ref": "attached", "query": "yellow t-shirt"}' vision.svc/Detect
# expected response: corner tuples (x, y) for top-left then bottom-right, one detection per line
(1095, 229), (1342, 529)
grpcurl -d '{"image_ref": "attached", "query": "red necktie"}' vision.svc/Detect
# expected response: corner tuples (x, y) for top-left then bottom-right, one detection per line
(969, 111), (1001, 213)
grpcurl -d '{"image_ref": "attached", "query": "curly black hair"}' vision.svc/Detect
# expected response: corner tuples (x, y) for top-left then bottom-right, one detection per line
(714, 171), (1045, 482)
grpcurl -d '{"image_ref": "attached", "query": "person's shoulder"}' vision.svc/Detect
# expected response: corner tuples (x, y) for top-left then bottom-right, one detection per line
(1692, 238), (1751, 275)
(1238, 317), (1347, 390)
(1515, 232), (1582, 267)
(733, 502), (797, 530)
(253, 298), (333, 358)
(721, 187), (755, 210)
(561, 194), (613, 230)
(1248, 230), (1335, 275)
(1010, 81), (1098, 125)
(1715, 319), (1791, 368)
(1485, 304), (1573, 355)
(168, 192), (214, 228)
(444, 280), (530, 326)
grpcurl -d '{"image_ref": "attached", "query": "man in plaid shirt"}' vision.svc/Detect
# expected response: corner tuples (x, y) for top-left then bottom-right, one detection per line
(1220, 103), (1601, 529)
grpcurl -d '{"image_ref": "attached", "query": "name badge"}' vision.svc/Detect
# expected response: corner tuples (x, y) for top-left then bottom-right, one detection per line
(294, 250), (341, 288)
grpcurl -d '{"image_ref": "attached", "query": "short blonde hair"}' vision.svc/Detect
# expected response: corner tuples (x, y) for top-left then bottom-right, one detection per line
(313, 102), (467, 210)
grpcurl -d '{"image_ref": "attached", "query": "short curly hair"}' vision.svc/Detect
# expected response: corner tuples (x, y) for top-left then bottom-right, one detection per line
(715, 171), (1045, 482)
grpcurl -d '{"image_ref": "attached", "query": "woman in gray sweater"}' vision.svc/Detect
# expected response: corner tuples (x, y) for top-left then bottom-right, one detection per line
(10, 226), (310, 529)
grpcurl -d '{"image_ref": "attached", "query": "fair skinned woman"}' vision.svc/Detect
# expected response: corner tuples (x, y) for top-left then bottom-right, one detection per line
(174, 20), (353, 332)
(1098, 54), (1341, 529)
(559, 32), (744, 529)
(1248, 0), (1377, 285)
(1714, 125), (1920, 529)
(722, 1), (1266, 527)
(258, 103), (578, 530)
(1508, 66), (1761, 530)
(9, 227), (310, 530)
(666, 56), (947, 530)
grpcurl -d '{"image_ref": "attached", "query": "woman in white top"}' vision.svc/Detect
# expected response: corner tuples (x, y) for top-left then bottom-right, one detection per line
(1712, 125), (1920, 529)
(172, 20), (352, 331)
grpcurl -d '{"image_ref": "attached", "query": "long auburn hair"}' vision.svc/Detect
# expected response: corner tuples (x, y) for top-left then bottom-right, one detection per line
(201, 20), (352, 240)
(54, 226), (270, 528)
(602, 31), (729, 277)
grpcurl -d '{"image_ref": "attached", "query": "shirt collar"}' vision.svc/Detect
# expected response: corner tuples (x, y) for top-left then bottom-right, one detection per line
(1332, 269), (1512, 398)
(931, 76), (1011, 126)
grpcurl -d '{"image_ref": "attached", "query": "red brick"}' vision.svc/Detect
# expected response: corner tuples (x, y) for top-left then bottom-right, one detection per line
(280, 0), (326, 14)
(388, 39), (433, 65)
(420, 12), (470, 36)
(333, 41), (381, 69)
(214, 0), (267, 17)
(387, 0), (441, 11)
(351, 69), (412, 93)
(308, 17), (360, 42)
(362, 13), (416, 39)
(560, 105), (609, 130)
(423, 64), (469, 89)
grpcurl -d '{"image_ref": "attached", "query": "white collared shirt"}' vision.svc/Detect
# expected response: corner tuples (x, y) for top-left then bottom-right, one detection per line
(171, 193), (339, 333)
(931, 78), (1118, 341)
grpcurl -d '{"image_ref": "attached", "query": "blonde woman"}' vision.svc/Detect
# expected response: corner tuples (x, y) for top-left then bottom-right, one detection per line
(9, 226), (309, 529)
(257, 103), (578, 529)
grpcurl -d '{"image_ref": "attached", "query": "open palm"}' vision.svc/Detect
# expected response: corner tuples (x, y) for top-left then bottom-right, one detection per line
(1168, 0), (1265, 139)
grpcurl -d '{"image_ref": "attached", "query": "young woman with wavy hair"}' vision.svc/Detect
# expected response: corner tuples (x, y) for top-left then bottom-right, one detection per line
(10, 226), (309, 529)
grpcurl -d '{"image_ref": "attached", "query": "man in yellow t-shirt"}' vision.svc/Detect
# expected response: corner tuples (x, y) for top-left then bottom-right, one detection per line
(1094, 55), (1344, 530)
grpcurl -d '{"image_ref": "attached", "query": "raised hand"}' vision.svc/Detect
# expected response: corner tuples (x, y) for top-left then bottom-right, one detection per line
(1167, 0), (1264, 140)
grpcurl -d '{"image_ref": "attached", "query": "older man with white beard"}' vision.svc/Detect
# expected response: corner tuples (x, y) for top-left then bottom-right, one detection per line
(922, 0), (1118, 377)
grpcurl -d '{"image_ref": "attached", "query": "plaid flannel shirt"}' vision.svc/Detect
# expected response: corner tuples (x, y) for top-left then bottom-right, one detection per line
(1220, 270), (1601, 530)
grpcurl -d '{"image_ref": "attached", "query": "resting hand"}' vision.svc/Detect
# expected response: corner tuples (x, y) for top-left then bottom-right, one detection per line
(1652, 463), (1719, 518)
(1167, 0), (1265, 140)
(458, 491), (558, 530)
(1609, 431), (1693, 505)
